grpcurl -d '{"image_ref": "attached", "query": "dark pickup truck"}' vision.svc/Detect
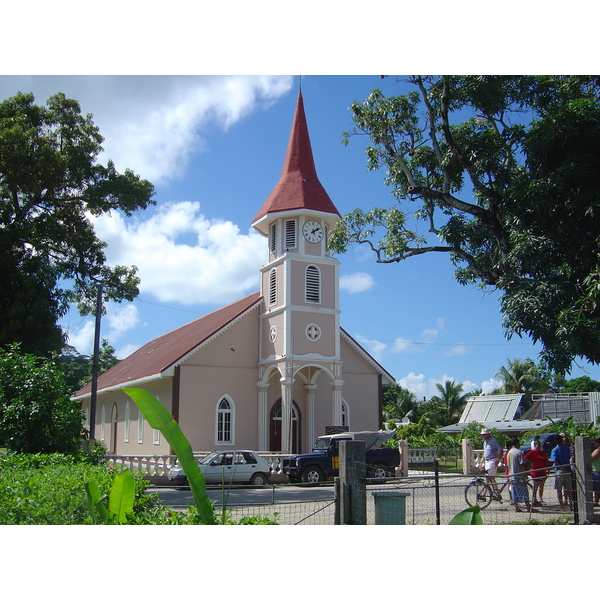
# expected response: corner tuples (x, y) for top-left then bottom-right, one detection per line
(282, 430), (400, 484)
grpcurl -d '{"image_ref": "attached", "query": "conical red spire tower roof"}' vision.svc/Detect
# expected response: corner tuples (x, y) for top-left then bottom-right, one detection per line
(252, 91), (340, 230)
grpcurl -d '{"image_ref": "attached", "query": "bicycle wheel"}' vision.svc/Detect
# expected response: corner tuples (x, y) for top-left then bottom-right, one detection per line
(464, 481), (492, 509)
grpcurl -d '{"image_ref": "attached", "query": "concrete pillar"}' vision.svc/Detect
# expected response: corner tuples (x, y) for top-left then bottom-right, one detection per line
(398, 440), (408, 477)
(339, 440), (366, 525)
(574, 436), (598, 524)
(462, 438), (473, 475)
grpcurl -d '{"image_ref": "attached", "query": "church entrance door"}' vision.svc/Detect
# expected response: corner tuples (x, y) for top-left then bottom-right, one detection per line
(270, 399), (300, 453)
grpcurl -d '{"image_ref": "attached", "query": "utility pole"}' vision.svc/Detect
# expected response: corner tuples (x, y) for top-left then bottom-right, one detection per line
(89, 284), (103, 441)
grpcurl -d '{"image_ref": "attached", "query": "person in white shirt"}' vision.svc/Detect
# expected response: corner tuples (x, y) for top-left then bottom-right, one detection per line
(478, 428), (503, 500)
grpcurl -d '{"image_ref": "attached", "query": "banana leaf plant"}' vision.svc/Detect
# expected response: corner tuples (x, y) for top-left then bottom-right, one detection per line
(123, 387), (215, 524)
(85, 469), (135, 524)
(448, 505), (483, 525)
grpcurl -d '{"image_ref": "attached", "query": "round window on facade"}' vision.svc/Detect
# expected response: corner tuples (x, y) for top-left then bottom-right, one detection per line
(305, 323), (321, 341)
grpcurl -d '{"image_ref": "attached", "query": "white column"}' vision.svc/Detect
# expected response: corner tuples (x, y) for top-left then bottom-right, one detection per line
(305, 383), (316, 451)
(331, 379), (344, 426)
(257, 381), (269, 451)
(280, 375), (294, 454)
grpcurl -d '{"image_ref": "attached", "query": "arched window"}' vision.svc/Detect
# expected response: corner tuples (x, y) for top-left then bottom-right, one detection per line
(305, 265), (320, 303)
(269, 268), (277, 306)
(124, 399), (130, 443)
(216, 395), (235, 445)
(342, 400), (350, 429)
(100, 405), (106, 442)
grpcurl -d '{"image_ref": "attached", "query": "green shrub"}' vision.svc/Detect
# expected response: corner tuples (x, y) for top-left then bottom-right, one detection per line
(0, 453), (155, 524)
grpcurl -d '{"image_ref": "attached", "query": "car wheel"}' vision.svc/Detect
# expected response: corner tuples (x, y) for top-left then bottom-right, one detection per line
(302, 466), (324, 484)
(250, 472), (267, 486)
(370, 464), (389, 482)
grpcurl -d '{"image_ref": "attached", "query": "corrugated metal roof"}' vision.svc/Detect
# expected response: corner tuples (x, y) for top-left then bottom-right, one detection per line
(459, 394), (523, 423)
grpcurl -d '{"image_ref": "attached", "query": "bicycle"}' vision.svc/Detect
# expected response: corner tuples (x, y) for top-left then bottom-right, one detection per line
(464, 472), (534, 511)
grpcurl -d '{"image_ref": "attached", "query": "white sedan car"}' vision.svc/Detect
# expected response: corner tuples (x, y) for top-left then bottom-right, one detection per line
(168, 450), (271, 486)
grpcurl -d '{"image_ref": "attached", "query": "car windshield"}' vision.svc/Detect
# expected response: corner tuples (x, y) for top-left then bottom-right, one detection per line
(313, 438), (332, 451)
(198, 452), (219, 465)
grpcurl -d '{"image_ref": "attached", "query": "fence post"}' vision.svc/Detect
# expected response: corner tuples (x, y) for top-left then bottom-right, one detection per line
(462, 438), (472, 475)
(339, 440), (366, 525)
(574, 436), (597, 524)
(398, 440), (408, 477)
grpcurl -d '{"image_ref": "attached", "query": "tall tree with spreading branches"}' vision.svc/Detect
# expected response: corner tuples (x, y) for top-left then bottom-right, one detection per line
(329, 76), (600, 374)
(0, 91), (155, 355)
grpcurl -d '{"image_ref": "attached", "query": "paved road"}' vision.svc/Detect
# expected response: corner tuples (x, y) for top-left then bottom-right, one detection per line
(148, 483), (335, 508)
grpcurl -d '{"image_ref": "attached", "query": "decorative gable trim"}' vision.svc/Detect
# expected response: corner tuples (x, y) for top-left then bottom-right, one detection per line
(340, 328), (395, 385)
(167, 298), (264, 373)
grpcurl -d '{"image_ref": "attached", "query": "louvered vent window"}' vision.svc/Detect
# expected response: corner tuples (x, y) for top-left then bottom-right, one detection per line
(270, 223), (277, 254)
(269, 268), (277, 306)
(305, 265), (320, 303)
(324, 225), (329, 254)
(285, 219), (296, 249)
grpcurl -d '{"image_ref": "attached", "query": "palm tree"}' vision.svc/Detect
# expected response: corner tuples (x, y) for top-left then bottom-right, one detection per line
(382, 385), (417, 422)
(430, 380), (470, 426)
(495, 358), (539, 393)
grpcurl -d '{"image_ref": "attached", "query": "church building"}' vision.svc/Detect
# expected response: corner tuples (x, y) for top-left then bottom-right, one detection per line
(74, 91), (395, 456)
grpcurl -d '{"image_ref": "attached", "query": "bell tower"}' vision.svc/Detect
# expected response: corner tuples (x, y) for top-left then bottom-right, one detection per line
(252, 91), (343, 453)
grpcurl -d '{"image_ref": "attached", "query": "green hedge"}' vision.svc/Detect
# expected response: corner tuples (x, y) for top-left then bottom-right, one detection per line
(0, 453), (154, 524)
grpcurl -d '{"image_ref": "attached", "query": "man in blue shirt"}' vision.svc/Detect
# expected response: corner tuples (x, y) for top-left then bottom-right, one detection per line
(550, 435), (573, 510)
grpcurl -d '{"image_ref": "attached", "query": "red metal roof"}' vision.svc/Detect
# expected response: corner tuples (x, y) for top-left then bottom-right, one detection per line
(73, 292), (262, 397)
(252, 91), (340, 225)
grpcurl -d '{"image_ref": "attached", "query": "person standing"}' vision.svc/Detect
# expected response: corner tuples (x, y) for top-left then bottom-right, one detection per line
(592, 436), (600, 507)
(550, 435), (573, 510)
(524, 439), (549, 506)
(506, 438), (533, 512)
(479, 428), (503, 500)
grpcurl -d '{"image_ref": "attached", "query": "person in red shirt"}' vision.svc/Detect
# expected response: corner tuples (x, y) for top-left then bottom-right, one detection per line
(524, 439), (549, 506)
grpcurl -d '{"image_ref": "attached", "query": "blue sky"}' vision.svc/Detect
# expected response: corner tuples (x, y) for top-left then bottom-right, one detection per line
(2, 74), (600, 400)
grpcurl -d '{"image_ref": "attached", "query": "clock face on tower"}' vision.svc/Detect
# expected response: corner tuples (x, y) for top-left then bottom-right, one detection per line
(302, 220), (324, 243)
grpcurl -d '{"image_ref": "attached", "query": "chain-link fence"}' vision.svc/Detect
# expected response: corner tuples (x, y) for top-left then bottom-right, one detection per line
(217, 469), (598, 525)
(365, 470), (584, 525)
(220, 499), (336, 525)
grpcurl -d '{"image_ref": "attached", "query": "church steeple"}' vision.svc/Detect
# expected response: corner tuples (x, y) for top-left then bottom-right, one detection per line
(252, 91), (340, 235)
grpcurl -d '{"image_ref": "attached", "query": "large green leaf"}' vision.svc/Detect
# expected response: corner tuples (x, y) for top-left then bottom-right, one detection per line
(123, 387), (214, 524)
(84, 479), (110, 524)
(109, 469), (135, 524)
(448, 505), (484, 525)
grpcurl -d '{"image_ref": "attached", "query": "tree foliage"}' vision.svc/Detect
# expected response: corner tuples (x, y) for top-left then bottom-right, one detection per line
(58, 340), (119, 394)
(430, 380), (469, 426)
(0, 345), (85, 453)
(0, 92), (155, 355)
(329, 76), (600, 374)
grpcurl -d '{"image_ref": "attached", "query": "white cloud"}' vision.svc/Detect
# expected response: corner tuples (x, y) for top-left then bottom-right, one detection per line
(443, 343), (472, 357)
(63, 303), (142, 357)
(421, 317), (447, 342)
(89, 201), (264, 306)
(0, 75), (294, 185)
(390, 337), (425, 354)
(398, 372), (491, 401)
(353, 334), (387, 363)
(481, 378), (503, 395)
(340, 272), (375, 294)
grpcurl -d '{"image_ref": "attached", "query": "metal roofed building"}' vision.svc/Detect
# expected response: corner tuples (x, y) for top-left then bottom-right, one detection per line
(437, 391), (600, 435)
(436, 394), (552, 435)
